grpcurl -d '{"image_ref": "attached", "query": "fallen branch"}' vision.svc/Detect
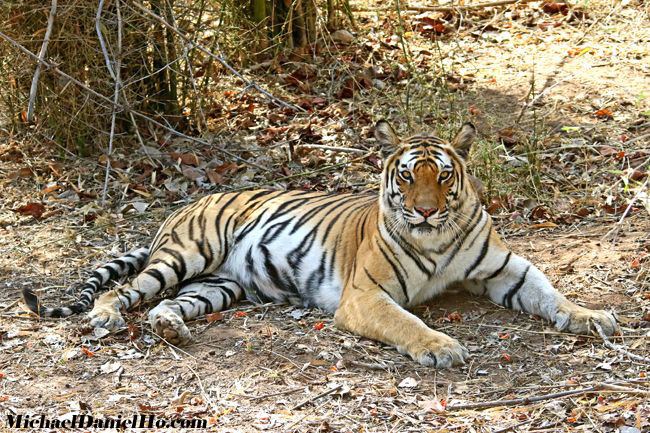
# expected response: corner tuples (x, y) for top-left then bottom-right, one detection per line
(447, 383), (650, 411)
(247, 387), (303, 401)
(593, 321), (650, 364)
(129, 2), (303, 112)
(291, 384), (343, 410)
(354, 0), (548, 13)
(27, 0), (57, 123)
(297, 144), (368, 154)
(0, 30), (269, 172)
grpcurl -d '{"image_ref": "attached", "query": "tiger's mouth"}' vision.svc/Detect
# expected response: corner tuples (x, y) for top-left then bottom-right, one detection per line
(406, 218), (447, 232)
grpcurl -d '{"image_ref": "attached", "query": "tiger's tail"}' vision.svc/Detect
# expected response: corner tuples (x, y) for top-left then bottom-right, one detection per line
(22, 247), (150, 318)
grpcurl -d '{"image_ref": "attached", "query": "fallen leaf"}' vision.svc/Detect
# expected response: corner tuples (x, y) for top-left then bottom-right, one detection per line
(594, 108), (613, 119)
(233, 311), (248, 318)
(331, 29), (355, 44)
(313, 322), (325, 331)
(14, 202), (46, 219)
(206, 170), (224, 185)
(81, 347), (95, 358)
(398, 377), (418, 388)
(170, 152), (200, 166)
(206, 312), (224, 322)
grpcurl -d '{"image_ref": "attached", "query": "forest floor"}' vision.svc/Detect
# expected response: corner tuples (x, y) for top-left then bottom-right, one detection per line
(1, 0), (649, 432)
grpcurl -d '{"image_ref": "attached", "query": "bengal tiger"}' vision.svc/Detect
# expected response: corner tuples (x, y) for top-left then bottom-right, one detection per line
(22, 121), (618, 368)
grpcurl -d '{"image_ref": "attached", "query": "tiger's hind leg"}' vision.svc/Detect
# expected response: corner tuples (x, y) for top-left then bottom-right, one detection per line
(148, 274), (244, 345)
(88, 246), (213, 331)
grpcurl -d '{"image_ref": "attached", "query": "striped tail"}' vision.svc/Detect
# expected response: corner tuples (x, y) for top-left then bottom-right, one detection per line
(22, 247), (150, 318)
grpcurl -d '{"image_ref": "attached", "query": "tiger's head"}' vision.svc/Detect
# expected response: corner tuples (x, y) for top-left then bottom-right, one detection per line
(376, 120), (478, 235)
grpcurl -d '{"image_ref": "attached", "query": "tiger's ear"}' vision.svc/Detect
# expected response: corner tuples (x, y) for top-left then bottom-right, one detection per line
(451, 122), (477, 159)
(374, 120), (399, 149)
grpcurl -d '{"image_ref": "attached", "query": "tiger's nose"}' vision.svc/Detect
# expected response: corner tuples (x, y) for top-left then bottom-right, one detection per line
(415, 207), (436, 218)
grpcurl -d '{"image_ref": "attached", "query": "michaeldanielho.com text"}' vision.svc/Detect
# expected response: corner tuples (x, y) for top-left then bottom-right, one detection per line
(7, 414), (208, 429)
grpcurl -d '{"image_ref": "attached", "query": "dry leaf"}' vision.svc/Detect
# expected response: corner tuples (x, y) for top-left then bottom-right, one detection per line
(330, 29), (355, 44)
(170, 152), (200, 166)
(14, 202), (46, 219)
(206, 312), (224, 322)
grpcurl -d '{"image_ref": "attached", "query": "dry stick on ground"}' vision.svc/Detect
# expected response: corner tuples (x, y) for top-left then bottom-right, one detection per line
(0, 31), (269, 172)
(446, 383), (650, 411)
(602, 177), (650, 241)
(96, 0), (122, 205)
(353, 0), (547, 13)
(297, 144), (368, 154)
(26, 0), (57, 123)
(593, 321), (650, 364)
(291, 384), (343, 410)
(129, 2), (303, 113)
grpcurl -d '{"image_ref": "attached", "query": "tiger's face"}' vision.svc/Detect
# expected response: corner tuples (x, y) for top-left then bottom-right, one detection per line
(376, 121), (477, 234)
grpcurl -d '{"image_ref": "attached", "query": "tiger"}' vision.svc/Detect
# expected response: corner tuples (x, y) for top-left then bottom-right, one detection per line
(22, 120), (619, 368)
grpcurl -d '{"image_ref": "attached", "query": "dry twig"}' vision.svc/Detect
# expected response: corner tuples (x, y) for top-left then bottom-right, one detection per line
(593, 321), (650, 364)
(129, 2), (303, 112)
(0, 30), (269, 172)
(27, 0), (57, 123)
(354, 0), (546, 13)
(447, 383), (650, 411)
(291, 384), (343, 410)
(96, 0), (123, 205)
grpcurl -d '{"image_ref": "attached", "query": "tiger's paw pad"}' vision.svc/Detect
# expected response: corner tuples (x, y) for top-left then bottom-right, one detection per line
(88, 309), (126, 331)
(402, 335), (469, 369)
(556, 305), (619, 337)
(149, 309), (192, 346)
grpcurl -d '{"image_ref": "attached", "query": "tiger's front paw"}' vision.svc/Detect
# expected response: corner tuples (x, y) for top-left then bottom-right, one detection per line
(555, 303), (619, 336)
(399, 332), (469, 368)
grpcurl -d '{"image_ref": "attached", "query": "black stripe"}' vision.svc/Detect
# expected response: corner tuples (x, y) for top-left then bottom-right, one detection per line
(144, 268), (166, 288)
(376, 239), (409, 303)
(486, 252), (512, 280)
(464, 230), (491, 279)
(502, 266), (529, 309)
(193, 295), (213, 314)
(160, 248), (188, 282)
(363, 267), (393, 299)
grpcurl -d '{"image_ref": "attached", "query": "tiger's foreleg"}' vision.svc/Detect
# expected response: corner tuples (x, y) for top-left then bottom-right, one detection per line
(465, 239), (618, 336)
(335, 288), (469, 368)
(147, 274), (244, 345)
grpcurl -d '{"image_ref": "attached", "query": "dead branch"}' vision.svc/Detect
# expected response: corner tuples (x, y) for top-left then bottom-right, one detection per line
(354, 0), (548, 13)
(297, 144), (367, 154)
(291, 384), (343, 410)
(593, 321), (650, 364)
(27, 0), (57, 123)
(97, 0), (123, 205)
(447, 383), (650, 411)
(129, 2), (303, 113)
(246, 387), (303, 401)
(0, 29), (269, 172)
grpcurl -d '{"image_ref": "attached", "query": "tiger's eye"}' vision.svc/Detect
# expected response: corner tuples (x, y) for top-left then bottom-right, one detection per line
(400, 170), (412, 181)
(439, 171), (452, 182)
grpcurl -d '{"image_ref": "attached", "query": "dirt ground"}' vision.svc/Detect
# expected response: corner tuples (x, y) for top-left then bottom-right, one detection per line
(1, 0), (649, 432)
